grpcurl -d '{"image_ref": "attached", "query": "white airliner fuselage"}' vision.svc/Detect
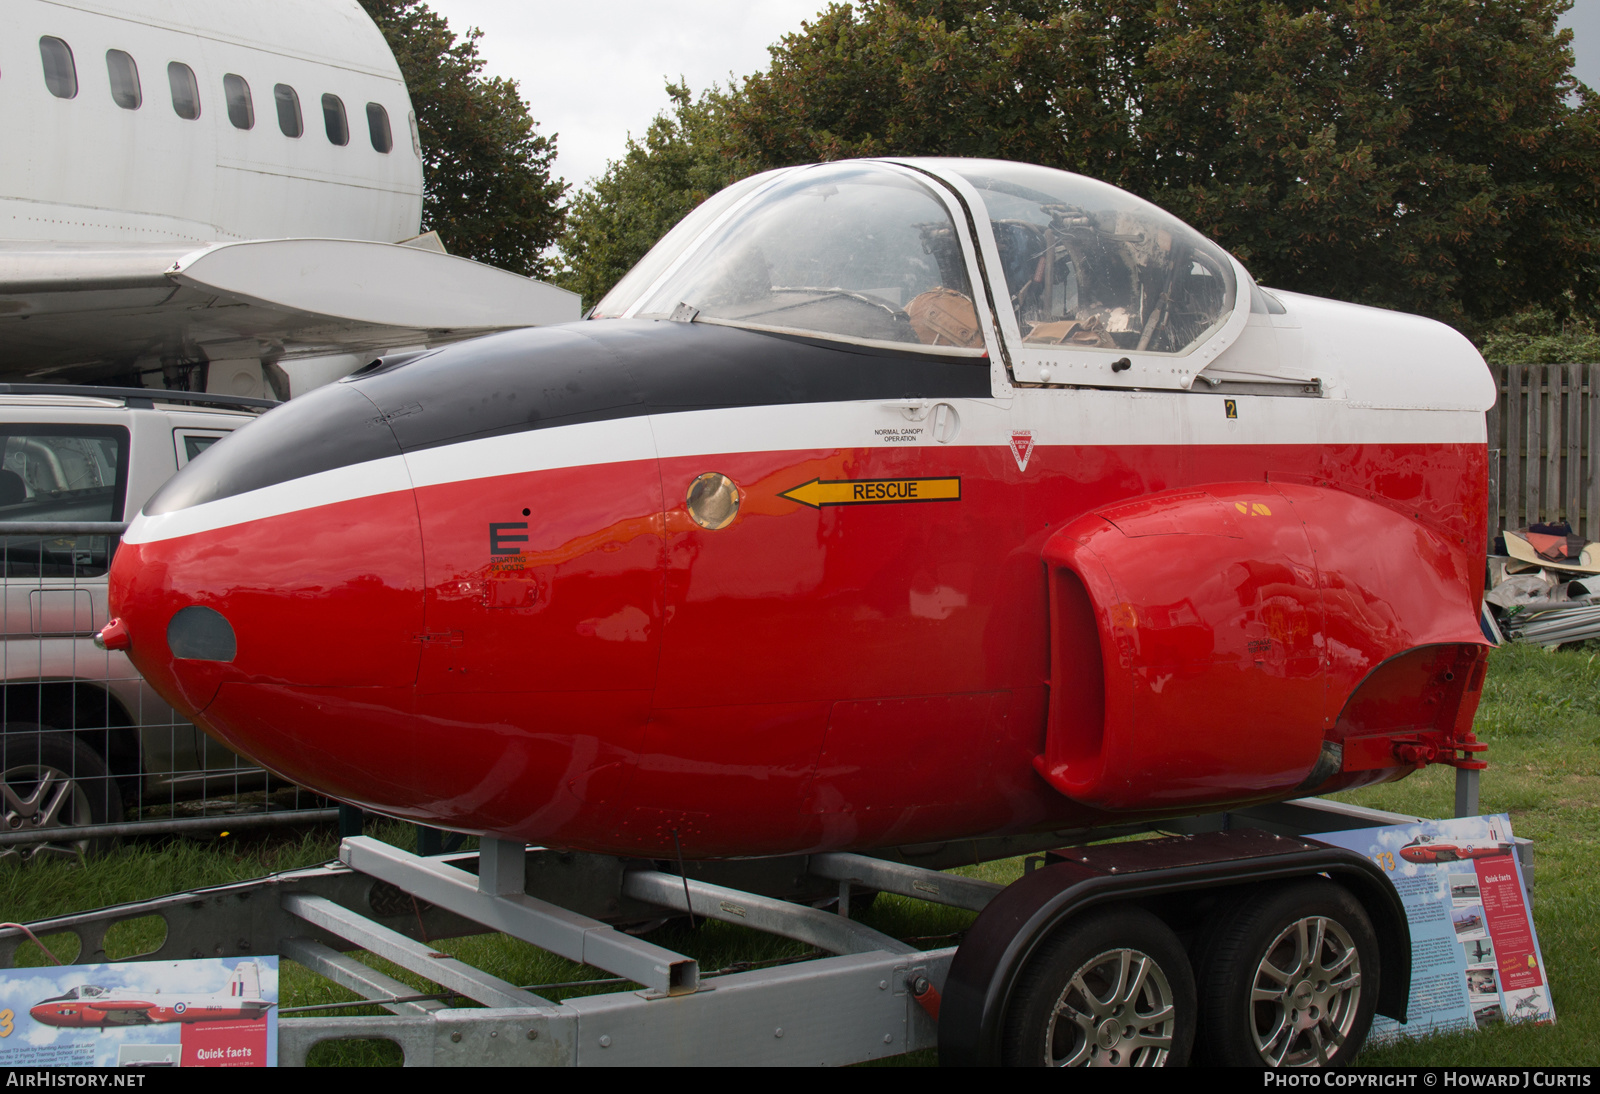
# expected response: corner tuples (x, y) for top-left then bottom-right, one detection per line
(0, 0), (578, 393)
(4, 0), (422, 245)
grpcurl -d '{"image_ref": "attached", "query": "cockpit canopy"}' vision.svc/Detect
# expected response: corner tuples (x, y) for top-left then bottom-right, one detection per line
(596, 158), (1244, 374)
(941, 160), (1237, 356)
(628, 161), (979, 349)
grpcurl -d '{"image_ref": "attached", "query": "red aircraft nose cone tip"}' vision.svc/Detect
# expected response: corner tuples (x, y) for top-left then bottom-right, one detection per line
(94, 617), (130, 651)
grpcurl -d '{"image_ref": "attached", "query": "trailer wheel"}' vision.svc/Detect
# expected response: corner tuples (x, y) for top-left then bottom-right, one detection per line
(1, 727), (120, 864)
(1197, 880), (1378, 1067)
(1000, 906), (1195, 1066)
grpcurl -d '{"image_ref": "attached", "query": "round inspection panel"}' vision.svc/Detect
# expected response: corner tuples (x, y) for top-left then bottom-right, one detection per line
(686, 472), (741, 530)
(167, 604), (237, 662)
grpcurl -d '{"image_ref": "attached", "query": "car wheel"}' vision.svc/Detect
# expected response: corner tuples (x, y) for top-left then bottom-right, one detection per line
(1001, 906), (1195, 1066)
(0, 727), (121, 864)
(1196, 879), (1378, 1067)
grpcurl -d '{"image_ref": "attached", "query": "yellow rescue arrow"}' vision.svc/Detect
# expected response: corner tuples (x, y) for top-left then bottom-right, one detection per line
(781, 477), (961, 509)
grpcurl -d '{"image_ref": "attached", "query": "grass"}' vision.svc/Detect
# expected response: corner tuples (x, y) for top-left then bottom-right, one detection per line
(1331, 643), (1600, 1066)
(1, 643), (1595, 1065)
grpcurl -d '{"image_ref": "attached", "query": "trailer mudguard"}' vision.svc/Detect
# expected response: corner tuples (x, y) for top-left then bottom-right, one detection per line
(1036, 482), (1487, 811)
(937, 829), (1410, 1066)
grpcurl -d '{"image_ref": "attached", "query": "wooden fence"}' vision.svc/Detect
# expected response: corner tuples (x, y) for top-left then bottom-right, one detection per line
(1488, 363), (1600, 545)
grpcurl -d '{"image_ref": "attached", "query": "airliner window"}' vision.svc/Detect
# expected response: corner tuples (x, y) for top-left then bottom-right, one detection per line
(0, 426), (128, 579)
(950, 161), (1237, 355)
(274, 84), (302, 138)
(322, 94), (349, 146)
(366, 102), (392, 153)
(224, 74), (253, 129)
(39, 37), (76, 99)
(167, 62), (199, 120)
(635, 162), (981, 350)
(105, 50), (139, 109)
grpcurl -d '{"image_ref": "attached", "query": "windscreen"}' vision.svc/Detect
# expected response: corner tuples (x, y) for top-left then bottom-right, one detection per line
(634, 162), (981, 349)
(592, 170), (778, 319)
(945, 161), (1236, 355)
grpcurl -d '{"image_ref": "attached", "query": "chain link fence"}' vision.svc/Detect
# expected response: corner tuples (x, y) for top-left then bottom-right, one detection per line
(0, 524), (336, 863)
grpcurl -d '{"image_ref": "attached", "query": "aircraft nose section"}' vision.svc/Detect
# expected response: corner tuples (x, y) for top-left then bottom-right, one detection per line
(111, 381), (426, 721)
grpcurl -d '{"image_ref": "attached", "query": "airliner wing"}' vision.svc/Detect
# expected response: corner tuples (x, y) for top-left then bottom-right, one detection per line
(0, 239), (581, 383)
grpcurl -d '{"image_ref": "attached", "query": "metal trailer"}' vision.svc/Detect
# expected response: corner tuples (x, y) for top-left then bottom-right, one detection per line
(0, 797), (1530, 1067)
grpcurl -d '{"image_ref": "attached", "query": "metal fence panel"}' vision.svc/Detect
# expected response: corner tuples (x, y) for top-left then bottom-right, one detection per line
(0, 526), (329, 862)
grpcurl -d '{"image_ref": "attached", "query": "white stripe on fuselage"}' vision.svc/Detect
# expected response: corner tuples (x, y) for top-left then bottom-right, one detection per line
(123, 396), (1485, 544)
(123, 415), (656, 544)
(124, 454), (414, 545)
(403, 414), (657, 488)
(647, 389), (1485, 459)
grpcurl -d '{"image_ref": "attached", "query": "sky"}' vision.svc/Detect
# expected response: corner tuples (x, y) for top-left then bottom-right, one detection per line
(425, 1), (825, 191)
(425, 1), (1600, 198)
(1562, 2), (1600, 89)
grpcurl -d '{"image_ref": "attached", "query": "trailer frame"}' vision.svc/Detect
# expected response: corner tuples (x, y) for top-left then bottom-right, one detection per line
(0, 796), (1532, 1066)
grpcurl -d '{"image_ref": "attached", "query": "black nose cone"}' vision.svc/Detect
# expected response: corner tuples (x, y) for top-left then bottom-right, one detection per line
(144, 381), (402, 516)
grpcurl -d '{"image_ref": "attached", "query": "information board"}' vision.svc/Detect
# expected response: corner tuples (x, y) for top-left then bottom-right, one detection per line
(0, 955), (277, 1067)
(1317, 813), (1553, 1041)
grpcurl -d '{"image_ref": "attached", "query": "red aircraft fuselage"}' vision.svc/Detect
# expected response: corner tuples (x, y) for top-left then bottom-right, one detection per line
(30, 982), (269, 1027)
(1399, 839), (1512, 864)
(30, 998), (268, 1027)
(105, 159), (1495, 860)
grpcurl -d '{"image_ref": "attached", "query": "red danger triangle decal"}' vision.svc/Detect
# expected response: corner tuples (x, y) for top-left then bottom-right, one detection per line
(1010, 430), (1035, 472)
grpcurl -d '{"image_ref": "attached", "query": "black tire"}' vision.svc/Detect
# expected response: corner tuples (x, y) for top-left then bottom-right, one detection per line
(1001, 906), (1196, 1067)
(1195, 879), (1379, 1067)
(1, 727), (121, 864)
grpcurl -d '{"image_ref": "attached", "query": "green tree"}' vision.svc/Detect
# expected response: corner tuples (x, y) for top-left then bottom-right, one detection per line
(1480, 307), (1600, 365)
(360, 0), (566, 277)
(564, 1), (1600, 330)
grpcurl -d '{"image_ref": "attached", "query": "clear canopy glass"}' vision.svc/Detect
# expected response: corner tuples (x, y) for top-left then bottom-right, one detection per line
(942, 161), (1237, 355)
(592, 170), (777, 320)
(632, 162), (980, 349)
